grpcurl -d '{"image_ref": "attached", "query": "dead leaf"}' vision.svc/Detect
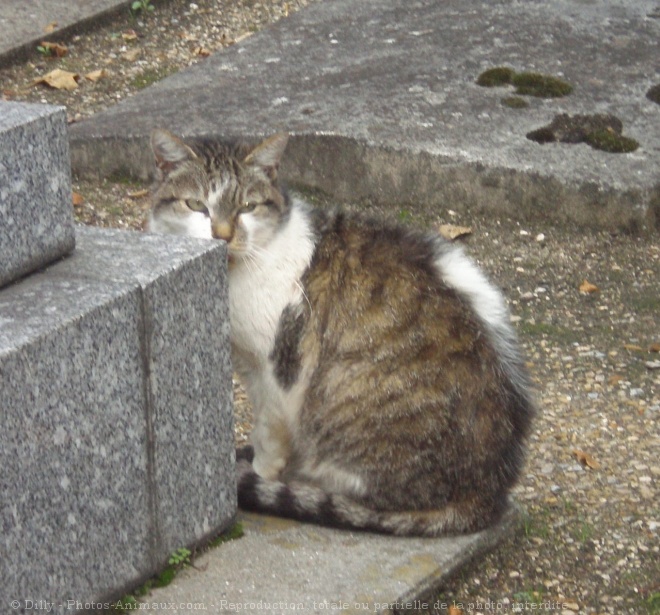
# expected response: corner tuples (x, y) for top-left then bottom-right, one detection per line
(649, 343), (660, 353)
(623, 343), (644, 352)
(32, 69), (80, 91)
(127, 189), (149, 199)
(579, 279), (599, 294)
(438, 224), (473, 241)
(572, 449), (600, 470)
(85, 69), (108, 82)
(121, 48), (142, 62)
(448, 607), (463, 615)
(43, 22), (58, 33)
(122, 29), (139, 41)
(193, 46), (211, 57)
(39, 41), (68, 57)
(72, 192), (84, 207)
(607, 374), (624, 386)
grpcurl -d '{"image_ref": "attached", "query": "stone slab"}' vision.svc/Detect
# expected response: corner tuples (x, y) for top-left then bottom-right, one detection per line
(0, 102), (75, 288)
(69, 0), (660, 233)
(140, 507), (519, 614)
(0, 0), (144, 67)
(0, 226), (235, 611)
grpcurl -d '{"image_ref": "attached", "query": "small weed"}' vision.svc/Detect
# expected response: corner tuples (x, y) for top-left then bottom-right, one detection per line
(130, 67), (174, 89)
(168, 547), (191, 567)
(36, 45), (53, 57)
(131, 0), (155, 16)
(513, 588), (545, 603)
(398, 209), (412, 223)
(111, 523), (244, 610)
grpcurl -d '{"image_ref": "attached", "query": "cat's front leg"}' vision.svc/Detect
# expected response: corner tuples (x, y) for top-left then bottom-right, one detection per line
(250, 412), (291, 480)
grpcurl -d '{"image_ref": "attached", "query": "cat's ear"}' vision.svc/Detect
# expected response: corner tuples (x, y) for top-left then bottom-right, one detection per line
(151, 129), (197, 176)
(244, 133), (289, 177)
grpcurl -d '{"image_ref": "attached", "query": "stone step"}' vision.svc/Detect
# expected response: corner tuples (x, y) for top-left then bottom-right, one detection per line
(0, 225), (235, 609)
(0, 102), (76, 288)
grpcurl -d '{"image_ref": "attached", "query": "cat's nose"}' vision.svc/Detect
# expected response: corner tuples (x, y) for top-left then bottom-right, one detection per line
(211, 221), (233, 242)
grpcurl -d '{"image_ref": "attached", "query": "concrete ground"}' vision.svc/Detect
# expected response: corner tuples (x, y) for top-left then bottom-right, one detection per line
(2, 0), (659, 613)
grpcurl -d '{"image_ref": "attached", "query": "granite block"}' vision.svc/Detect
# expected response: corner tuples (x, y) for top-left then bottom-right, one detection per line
(73, 226), (236, 559)
(0, 273), (152, 605)
(0, 226), (234, 610)
(0, 102), (75, 289)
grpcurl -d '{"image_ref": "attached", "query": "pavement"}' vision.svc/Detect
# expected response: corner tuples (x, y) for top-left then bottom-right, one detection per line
(1, 0), (659, 613)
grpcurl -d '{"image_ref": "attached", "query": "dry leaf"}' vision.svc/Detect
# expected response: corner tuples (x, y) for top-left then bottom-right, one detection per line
(32, 69), (80, 91)
(623, 343), (644, 352)
(121, 48), (142, 62)
(438, 224), (473, 241)
(193, 46), (211, 57)
(39, 41), (68, 57)
(43, 21), (58, 33)
(85, 69), (108, 82)
(448, 607), (463, 615)
(607, 374), (624, 386)
(122, 29), (139, 41)
(127, 189), (149, 199)
(579, 279), (599, 294)
(72, 192), (84, 207)
(649, 343), (660, 353)
(572, 449), (600, 470)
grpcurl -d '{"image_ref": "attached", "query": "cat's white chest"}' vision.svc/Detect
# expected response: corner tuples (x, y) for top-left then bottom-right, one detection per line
(228, 202), (314, 371)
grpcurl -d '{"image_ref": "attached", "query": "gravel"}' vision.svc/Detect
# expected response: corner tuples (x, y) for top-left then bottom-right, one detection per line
(1, 1), (658, 613)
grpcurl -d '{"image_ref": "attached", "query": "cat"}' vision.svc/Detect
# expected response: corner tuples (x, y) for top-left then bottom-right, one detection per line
(147, 128), (535, 536)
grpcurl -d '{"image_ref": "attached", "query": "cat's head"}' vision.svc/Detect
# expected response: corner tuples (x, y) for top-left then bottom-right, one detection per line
(147, 129), (290, 261)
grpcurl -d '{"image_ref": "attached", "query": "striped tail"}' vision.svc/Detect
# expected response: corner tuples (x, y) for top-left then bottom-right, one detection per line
(235, 448), (502, 537)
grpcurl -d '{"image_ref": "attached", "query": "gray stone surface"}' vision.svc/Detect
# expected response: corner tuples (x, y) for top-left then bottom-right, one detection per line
(143, 508), (519, 613)
(68, 0), (660, 233)
(0, 226), (234, 611)
(0, 0), (139, 66)
(0, 102), (75, 288)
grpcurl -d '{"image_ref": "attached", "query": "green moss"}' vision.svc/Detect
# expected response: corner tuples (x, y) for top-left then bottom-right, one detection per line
(646, 84), (660, 105)
(501, 95), (529, 109)
(130, 67), (174, 89)
(584, 129), (639, 153)
(209, 521), (245, 547)
(476, 66), (515, 87)
(511, 72), (573, 98)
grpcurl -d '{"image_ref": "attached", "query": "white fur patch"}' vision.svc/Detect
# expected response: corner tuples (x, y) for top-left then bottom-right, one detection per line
(435, 245), (510, 332)
(147, 210), (212, 239)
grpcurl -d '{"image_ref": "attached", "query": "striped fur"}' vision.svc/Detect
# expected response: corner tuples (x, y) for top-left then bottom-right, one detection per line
(148, 130), (535, 537)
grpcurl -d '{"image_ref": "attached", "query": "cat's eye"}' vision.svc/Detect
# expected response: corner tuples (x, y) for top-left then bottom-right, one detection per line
(186, 199), (208, 215)
(242, 201), (257, 213)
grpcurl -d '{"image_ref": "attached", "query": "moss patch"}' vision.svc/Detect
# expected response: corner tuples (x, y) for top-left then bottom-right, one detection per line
(527, 113), (639, 153)
(511, 71), (573, 98)
(646, 83), (660, 105)
(476, 67), (515, 87)
(584, 129), (639, 153)
(477, 66), (572, 98)
(501, 95), (529, 109)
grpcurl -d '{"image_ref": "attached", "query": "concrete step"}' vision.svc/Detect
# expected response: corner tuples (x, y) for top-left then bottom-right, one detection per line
(0, 225), (235, 609)
(0, 102), (75, 288)
(138, 508), (520, 614)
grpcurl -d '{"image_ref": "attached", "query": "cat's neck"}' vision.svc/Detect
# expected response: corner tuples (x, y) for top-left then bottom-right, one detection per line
(229, 199), (315, 369)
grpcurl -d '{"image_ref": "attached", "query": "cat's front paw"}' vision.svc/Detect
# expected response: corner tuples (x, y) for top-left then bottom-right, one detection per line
(236, 445), (255, 463)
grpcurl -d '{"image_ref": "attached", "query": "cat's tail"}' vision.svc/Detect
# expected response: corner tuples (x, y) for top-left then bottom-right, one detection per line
(236, 452), (500, 537)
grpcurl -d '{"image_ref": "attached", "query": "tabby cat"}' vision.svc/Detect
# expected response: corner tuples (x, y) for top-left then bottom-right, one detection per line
(147, 128), (535, 536)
